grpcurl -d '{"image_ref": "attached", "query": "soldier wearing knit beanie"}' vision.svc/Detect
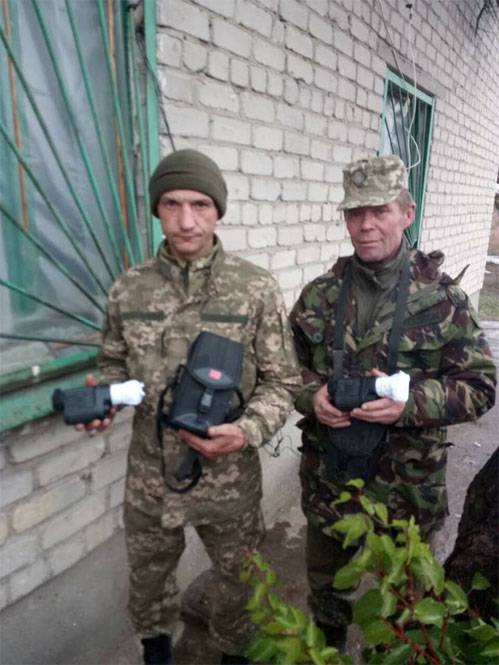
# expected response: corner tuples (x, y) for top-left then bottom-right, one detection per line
(149, 149), (228, 219)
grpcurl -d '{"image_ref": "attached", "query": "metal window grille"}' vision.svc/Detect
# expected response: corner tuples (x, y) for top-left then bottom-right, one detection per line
(380, 69), (435, 248)
(0, 0), (159, 430)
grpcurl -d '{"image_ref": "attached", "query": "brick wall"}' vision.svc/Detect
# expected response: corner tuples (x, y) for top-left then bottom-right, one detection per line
(1, 0), (498, 609)
(156, 0), (499, 306)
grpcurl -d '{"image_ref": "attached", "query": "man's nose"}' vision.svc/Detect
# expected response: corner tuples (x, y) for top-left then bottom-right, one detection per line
(179, 203), (195, 228)
(359, 210), (375, 228)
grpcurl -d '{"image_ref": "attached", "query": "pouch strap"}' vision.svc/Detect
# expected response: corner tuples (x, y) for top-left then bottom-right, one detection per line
(331, 254), (410, 376)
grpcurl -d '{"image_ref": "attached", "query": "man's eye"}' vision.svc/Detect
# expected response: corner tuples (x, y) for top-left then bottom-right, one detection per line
(161, 200), (178, 209)
(194, 201), (209, 209)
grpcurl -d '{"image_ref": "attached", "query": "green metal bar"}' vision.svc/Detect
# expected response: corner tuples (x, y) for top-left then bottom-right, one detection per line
(0, 348), (98, 393)
(0, 201), (105, 313)
(0, 21), (115, 284)
(143, 0), (162, 253)
(0, 277), (101, 330)
(97, 0), (143, 264)
(64, 0), (133, 272)
(385, 67), (434, 105)
(127, 6), (152, 255)
(31, 0), (120, 279)
(0, 119), (109, 296)
(0, 333), (100, 347)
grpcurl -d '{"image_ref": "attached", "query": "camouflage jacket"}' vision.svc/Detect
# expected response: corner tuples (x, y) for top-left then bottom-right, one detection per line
(99, 238), (300, 527)
(289, 249), (496, 534)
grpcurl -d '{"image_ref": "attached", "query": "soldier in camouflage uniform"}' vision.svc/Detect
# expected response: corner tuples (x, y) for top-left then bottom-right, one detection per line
(289, 155), (497, 646)
(83, 150), (300, 664)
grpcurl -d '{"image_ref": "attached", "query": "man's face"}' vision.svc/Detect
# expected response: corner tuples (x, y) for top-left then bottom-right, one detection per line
(157, 189), (218, 261)
(344, 198), (415, 263)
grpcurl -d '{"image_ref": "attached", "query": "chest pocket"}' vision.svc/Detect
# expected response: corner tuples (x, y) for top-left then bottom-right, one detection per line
(398, 313), (447, 374)
(121, 311), (166, 382)
(298, 316), (329, 378)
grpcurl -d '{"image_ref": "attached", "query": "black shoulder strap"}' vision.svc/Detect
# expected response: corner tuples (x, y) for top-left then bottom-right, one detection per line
(332, 260), (352, 379)
(332, 254), (411, 377)
(386, 254), (411, 374)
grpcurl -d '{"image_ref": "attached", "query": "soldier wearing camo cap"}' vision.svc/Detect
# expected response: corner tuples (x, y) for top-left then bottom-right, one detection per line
(290, 154), (496, 648)
(77, 149), (301, 665)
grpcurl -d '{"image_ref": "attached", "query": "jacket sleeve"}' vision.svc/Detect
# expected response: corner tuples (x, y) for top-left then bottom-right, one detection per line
(234, 281), (302, 448)
(397, 293), (496, 428)
(97, 282), (130, 384)
(288, 285), (326, 416)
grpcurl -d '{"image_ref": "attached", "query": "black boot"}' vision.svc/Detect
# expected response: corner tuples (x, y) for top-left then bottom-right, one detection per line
(141, 634), (174, 665)
(220, 653), (250, 664)
(316, 621), (347, 652)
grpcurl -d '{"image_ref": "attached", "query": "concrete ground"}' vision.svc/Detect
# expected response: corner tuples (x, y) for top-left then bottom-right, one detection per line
(1, 322), (498, 665)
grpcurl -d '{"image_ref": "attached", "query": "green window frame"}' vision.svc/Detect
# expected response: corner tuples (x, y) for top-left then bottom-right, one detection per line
(380, 68), (435, 248)
(0, 0), (160, 432)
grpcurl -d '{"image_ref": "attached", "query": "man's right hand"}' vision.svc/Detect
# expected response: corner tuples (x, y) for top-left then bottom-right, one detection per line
(312, 384), (351, 428)
(74, 373), (117, 435)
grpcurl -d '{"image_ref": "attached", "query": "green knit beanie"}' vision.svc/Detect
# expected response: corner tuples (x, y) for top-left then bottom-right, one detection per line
(149, 149), (228, 219)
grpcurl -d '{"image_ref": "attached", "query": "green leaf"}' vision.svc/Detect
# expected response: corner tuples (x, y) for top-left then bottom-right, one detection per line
(413, 598), (446, 627)
(471, 571), (491, 591)
(374, 502), (389, 526)
(309, 647), (326, 665)
(379, 643), (412, 665)
(305, 620), (323, 648)
(246, 636), (277, 661)
(366, 532), (384, 557)
(354, 589), (383, 627)
(396, 608), (412, 626)
(380, 589), (398, 619)
(361, 619), (394, 645)
(290, 606), (308, 631)
(250, 609), (268, 624)
(346, 478), (365, 489)
(444, 580), (469, 615)
(332, 513), (371, 547)
(275, 636), (305, 663)
(334, 562), (363, 590)
(466, 623), (499, 643)
(335, 490), (352, 504)
(411, 554), (445, 595)
(359, 495), (375, 515)
(481, 637), (499, 658)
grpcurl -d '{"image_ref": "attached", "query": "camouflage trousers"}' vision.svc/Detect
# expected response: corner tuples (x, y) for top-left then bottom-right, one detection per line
(124, 500), (265, 654)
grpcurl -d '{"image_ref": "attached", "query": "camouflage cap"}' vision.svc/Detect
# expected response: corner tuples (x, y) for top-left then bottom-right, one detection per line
(338, 154), (408, 210)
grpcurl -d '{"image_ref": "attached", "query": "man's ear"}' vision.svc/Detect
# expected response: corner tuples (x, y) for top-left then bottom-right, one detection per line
(403, 202), (416, 229)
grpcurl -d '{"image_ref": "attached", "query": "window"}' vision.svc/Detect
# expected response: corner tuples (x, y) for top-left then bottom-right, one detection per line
(0, 0), (159, 430)
(380, 69), (435, 247)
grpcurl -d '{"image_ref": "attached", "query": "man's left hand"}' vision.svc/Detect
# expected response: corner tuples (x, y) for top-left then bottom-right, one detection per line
(178, 423), (246, 460)
(350, 369), (406, 424)
(350, 397), (406, 424)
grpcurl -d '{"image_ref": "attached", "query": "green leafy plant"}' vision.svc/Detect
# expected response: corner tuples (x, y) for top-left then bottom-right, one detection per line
(241, 550), (352, 665)
(242, 479), (499, 664)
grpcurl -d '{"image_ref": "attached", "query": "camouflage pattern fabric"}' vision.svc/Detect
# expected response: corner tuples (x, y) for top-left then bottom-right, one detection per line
(99, 237), (300, 650)
(289, 248), (496, 628)
(290, 247), (496, 533)
(338, 154), (408, 210)
(125, 499), (264, 651)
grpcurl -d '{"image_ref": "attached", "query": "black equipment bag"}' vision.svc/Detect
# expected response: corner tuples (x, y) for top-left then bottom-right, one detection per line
(167, 331), (244, 437)
(156, 331), (244, 492)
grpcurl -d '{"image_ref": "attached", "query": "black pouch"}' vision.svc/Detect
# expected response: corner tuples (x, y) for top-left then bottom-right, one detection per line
(156, 331), (244, 493)
(167, 331), (244, 437)
(325, 420), (387, 484)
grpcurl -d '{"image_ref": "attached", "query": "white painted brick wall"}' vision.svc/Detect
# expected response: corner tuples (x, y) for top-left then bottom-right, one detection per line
(2, 0), (497, 611)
